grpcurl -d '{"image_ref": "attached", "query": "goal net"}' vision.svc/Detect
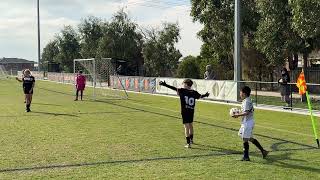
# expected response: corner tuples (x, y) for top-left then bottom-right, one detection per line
(73, 58), (128, 100)
(0, 65), (9, 79)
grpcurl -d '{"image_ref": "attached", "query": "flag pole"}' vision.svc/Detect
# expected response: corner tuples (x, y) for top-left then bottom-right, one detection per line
(305, 91), (319, 148)
(297, 70), (319, 148)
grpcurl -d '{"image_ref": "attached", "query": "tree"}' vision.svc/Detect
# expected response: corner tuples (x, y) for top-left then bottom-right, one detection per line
(289, 0), (320, 69)
(56, 26), (81, 72)
(142, 23), (182, 77)
(191, 0), (234, 69)
(78, 16), (104, 58)
(290, 0), (320, 39)
(41, 39), (59, 71)
(256, 0), (320, 70)
(191, 0), (261, 80)
(97, 10), (144, 75)
(177, 56), (200, 79)
(255, 0), (290, 66)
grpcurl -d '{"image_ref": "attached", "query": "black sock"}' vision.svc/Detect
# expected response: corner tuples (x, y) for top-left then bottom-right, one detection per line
(243, 142), (249, 158)
(76, 91), (79, 99)
(251, 138), (264, 152)
(26, 104), (30, 110)
(190, 134), (193, 141)
(186, 137), (191, 144)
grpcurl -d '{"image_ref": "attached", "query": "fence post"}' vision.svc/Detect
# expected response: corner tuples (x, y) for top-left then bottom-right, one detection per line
(290, 83), (293, 110)
(255, 82), (258, 107)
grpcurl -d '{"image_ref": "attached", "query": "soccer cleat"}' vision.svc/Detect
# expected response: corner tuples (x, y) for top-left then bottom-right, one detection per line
(262, 150), (269, 159)
(26, 108), (31, 112)
(74, 99), (78, 101)
(184, 144), (191, 148)
(240, 157), (250, 161)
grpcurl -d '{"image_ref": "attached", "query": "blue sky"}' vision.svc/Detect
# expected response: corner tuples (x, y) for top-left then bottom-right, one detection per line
(0, 0), (203, 62)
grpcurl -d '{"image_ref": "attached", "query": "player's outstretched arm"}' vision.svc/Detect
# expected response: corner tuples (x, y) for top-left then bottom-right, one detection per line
(200, 92), (210, 98)
(159, 81), (177, 91)
(15, 77), (22, 82)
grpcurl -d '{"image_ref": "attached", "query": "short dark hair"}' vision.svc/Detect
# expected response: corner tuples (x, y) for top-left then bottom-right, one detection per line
(183, 79), (193, 87)
(79, 70), (83, 74)
(282, 67), (288, 72)
(241, 86), (251, 97)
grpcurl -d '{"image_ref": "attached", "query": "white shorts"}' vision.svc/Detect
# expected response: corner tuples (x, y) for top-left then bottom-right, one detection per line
(238, 120), (255, 139)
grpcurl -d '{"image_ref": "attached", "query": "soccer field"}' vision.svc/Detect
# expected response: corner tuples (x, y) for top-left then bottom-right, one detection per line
(0, 79), (319, 179)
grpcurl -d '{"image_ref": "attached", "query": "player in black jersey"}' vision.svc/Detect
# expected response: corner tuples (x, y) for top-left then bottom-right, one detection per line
(21, 69), (26, 103)
(16, 69), (35, 112)
(159, 79), (209, 148)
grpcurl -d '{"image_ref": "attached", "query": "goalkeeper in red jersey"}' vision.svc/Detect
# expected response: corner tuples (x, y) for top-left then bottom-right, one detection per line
(75, 70), (86, 101)
(159, 79), (209, 148)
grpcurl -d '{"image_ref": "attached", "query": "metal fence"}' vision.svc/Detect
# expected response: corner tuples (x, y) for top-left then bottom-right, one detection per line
(239, 81), (320, 110)
(18, 70), (320, 111)
(291, 68), (320, 85)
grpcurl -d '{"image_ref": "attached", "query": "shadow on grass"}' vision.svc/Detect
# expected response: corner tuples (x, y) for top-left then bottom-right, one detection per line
(0, 144), (318, 174)
(195, 121), (317, 150)
(39, 87), (128, 101)
(32, 103), (62, 107)
(102, 100), (317, 150)
(38, 87), (74, 97)
(77, 110), (140, 115)
(193, 143), (319, 173)
(31, 111), (79, 117)
(0, 152), (225, 173)
(0, 115), (41, 118)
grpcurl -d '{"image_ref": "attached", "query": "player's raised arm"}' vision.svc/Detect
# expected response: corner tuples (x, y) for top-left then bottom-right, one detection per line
(159, 81), (177, 91)
(200, 92), (210, 98)
(16, 77), (22, 82)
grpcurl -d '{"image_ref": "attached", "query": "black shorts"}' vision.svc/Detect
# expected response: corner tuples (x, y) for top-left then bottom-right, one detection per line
(24, 88), (33, 94)
(181, 112), (194, 124)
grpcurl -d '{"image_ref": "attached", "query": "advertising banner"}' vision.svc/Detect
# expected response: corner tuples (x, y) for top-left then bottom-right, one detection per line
(110, 76), (157, 93)
(156, 78), (237, 102)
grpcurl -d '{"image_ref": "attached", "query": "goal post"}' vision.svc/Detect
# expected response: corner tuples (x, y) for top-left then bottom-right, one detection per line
(73, 58), (128, 100)
(0, 65), (9, 79)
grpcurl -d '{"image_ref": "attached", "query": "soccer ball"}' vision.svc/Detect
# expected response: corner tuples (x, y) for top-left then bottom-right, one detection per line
(229, 108), (240, 117)
(278, 78), (283, 83)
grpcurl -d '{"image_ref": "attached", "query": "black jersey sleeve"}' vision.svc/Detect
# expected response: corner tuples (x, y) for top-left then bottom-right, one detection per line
(200, 92), (210, 98)
(159, 81), (177, 91)
(194, 91), (201, 99)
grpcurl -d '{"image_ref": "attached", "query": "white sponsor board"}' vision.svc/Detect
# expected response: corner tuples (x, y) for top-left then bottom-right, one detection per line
(156, 78), (237, 102)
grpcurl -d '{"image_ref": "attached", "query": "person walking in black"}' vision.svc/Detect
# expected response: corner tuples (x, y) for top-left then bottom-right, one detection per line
(278, 67), (290, 108)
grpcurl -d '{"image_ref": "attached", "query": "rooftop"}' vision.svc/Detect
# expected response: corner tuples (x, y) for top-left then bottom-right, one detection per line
(0, 57), (35, 64)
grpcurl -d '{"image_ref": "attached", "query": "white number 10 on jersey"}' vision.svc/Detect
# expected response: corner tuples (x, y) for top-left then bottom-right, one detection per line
(184, 96), (195, 106)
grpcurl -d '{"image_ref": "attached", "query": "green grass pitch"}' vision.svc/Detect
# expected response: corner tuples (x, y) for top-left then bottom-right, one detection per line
(0, 78), (319, 179)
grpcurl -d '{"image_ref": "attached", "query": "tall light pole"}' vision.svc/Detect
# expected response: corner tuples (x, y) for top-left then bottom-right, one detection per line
(234, 0), (241, 100)
(37, 0), (41, 72)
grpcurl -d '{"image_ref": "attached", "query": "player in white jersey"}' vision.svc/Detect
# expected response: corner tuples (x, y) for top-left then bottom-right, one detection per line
(232, 86), (269, 161)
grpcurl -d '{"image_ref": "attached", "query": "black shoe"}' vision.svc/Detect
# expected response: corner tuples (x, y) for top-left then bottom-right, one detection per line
(283, 104), (292, 110)
(262, 150), (269, 159)
(26, 108), (31, 112)
(240, 157), (250, 161)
